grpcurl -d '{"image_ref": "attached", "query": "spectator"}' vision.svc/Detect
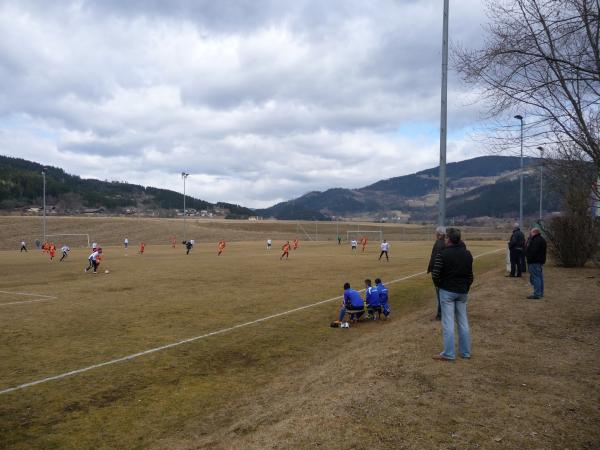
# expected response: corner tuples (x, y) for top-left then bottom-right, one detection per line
(427, 226), (446, 320)
(507, 223), (525, 277)
(525, 226), (547, 299)
(375, 278), (390, 318)
(431, 227), (474, 361)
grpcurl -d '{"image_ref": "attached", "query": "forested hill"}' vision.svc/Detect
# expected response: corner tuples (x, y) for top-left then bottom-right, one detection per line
(0, 155), (254, 217)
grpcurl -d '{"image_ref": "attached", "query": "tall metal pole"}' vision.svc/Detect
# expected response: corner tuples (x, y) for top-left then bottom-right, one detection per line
(514, 115), (524, 225)
(42, 168), (46, 243)
(181, 172), (189, 241)
(537, 147), (544, 220)
(438, 0), (449, 227)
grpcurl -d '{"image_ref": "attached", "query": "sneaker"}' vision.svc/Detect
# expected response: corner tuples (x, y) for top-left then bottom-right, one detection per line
(526, 295), (541, 299)
(432, 354), (454, 362)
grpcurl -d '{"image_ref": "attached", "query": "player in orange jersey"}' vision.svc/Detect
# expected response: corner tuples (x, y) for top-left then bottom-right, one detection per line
(281, 241), (290, 260)
(49, 243), (56, 260)
(171, 236), (176, 248)
(217, 239), (226, 256)
(140, 242), (145, 254)
(361, 236), (368, 252)
(292, 238), (299, 250)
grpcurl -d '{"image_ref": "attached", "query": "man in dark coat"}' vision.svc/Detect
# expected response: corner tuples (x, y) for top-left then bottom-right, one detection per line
(431, 227), (474, 361)
(427, 226), (446, 320)
(507, 223), (525, 277)
(525, 226), (547, 299)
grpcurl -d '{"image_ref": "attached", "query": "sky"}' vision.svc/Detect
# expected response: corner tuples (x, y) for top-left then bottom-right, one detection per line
(0, 0), (490, 208)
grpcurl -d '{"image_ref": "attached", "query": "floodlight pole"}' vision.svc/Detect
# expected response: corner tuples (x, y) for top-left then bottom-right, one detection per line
(181, 172), (189, 241)
(437, 0), (449, 227)
(514, 115), (524, 226)
(537, 146), (544, 220)
(42, 167), (47, 243)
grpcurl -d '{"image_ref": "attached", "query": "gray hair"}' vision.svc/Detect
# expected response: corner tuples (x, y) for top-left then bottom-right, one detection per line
(435, 226), (446, 235)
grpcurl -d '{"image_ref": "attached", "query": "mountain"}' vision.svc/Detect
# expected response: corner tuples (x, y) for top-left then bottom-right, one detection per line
(258, 156), (562, 221)
(0, 155), (255, 218)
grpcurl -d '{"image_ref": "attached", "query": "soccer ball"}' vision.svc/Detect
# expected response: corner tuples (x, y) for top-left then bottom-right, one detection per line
(104, 269), (110, 274)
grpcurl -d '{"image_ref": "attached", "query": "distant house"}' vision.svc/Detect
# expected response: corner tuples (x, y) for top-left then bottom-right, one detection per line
(248, 216), (263, 221)
(82, 207), (105, 214)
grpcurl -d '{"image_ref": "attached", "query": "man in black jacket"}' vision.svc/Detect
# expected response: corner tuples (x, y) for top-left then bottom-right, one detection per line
(507, 223), (525, 277)
(525, 226), (547, 299)
(427, 226), (446, 320)
(431, 228), (474, 361)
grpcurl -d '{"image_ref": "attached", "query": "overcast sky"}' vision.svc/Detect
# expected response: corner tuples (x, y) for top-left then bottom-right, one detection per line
(0, 0), (489, 208)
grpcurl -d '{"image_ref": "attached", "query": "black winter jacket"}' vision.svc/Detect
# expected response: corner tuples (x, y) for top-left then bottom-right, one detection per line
(525, 233), (547, 264)
(431, 242), (474, 294)
(509, 229), (525, 250)
(427, 238), (446, 273)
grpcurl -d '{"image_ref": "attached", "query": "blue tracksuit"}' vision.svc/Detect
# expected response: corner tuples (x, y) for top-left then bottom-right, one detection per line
(339, 288), (365, 321)
(376, 282), (390, 316)
(365, 286), (380, 307)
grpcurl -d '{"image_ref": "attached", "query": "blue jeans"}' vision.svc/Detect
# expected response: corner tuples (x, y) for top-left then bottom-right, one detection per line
(439, 289), (471, 360)
(529, 263), (544, 297)
(338, 306), (364, 321)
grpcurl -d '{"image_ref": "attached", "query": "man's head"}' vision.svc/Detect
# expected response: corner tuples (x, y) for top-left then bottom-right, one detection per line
(445, 227), (461, 246)
(531, 226), (541, 236)
(513, 222), (520, 230)
(374, 278), (382, 285)
(435, 226), (446, 239)
(364, 278), (372, 287)
(343, 282), (351, 290)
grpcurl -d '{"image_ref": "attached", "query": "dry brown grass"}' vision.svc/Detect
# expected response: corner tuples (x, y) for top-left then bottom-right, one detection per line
(0, 238), (503, 449)
(1, 229), (596, 449)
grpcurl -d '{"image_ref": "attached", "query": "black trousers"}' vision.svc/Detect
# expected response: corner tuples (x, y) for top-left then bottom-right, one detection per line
(379, 250), (389, 260)
(510, 248), (523, 276)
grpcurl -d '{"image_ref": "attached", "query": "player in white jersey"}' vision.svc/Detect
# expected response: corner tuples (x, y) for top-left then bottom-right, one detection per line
(351, 239), (358, 251)
(85, 249), (101, 273)
(267, 239), (272, 250)
(379, 239), (390, 261)
(59, 245), (70, 262)
(20, 240), (27, 252)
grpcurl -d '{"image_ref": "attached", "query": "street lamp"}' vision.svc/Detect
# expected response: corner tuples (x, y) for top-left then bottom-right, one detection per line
(537, 146), (544, 220)
(514, 115), (524, 226)
(42, 167), (47, 243)
(181, 172), (189, 241)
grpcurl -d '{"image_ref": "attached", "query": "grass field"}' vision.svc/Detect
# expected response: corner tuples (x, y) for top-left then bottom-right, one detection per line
(0, 236), (503, 449)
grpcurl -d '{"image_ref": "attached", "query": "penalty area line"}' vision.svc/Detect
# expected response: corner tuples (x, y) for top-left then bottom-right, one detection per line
(0, 290), (58, 306)
(0, 248), (502, 395)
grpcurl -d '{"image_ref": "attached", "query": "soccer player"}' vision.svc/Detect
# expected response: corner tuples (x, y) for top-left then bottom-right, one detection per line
(375, 278), (390, 318)
(20, 240), (27, 252)
(267, 239), (272, 250)
(49, 243), (56, 260)
(365, 279), (382, 319)
(337, 235), (342, 245)
(379, 239), (390, 261)
(171, 237), (176, 249)
(124, 237), (129, 249)
(280, 241), (290, 260)
(184, 240), (193, 255)
(351, 239), (358, 252)
(293, 238), (299, 250)
(140, 242), (145, 254)
(92, 242), (98, 251)
(361, 236), (368, 252)
(85, 248), (101, 274)
(338, 282), (365, 322)
(217, 239), (226, 256)
(59, 245), (70, 262)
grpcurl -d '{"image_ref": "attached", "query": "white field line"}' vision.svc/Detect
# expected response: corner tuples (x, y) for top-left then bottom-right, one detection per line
(0, 290), (57, 306)
(0, 248), (502, 395)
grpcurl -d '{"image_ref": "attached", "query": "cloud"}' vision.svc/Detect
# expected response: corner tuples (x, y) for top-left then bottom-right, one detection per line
(0, 0), (488, 208)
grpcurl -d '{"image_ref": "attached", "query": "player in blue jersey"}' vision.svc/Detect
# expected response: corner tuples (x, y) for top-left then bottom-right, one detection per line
(375, 278), (390, 318)
(338, 282), (365, 322)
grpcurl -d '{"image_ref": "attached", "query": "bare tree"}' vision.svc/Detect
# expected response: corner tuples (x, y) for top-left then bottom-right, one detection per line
(455, 0), (600, 186)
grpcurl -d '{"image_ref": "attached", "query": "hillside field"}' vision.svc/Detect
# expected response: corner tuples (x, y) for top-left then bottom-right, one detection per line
(0, 215), (510, 251)
(0, 237), (505, 449)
